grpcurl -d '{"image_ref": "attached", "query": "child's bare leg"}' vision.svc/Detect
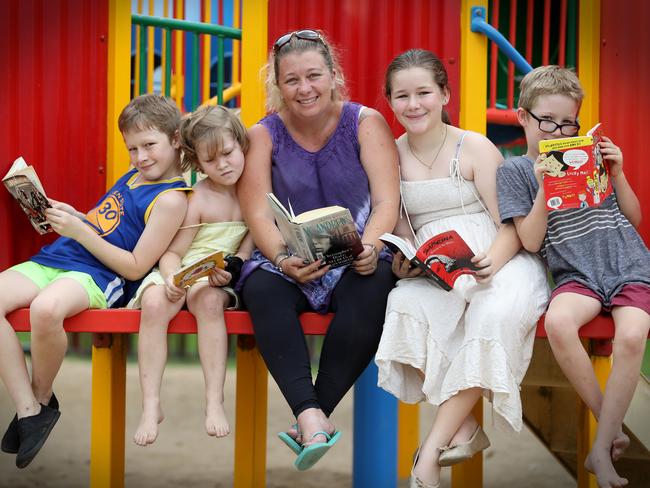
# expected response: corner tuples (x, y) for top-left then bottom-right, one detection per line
(545, 293), (629, 458)
(134, 285), (183, 446)
(585, 306), (649, 488)
(414, 387), (483, 485)
(30, 279), (90, 405)
(187, 283), (230, 437)
(0, 270), (42, 417)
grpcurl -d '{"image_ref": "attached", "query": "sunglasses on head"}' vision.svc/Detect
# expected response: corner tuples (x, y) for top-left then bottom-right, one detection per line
(273, 29), (323, 53)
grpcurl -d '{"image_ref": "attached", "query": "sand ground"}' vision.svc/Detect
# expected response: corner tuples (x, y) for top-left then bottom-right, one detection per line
(0, 357), (575, 487)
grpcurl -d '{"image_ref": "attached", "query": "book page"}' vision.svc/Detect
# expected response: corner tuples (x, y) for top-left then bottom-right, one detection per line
(3, 157), (52, 234)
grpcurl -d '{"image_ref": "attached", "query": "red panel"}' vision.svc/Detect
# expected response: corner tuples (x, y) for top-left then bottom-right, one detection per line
(267, 0), (461, 137)
(0, 0), (108, 269)
(600, 0), (650, 244)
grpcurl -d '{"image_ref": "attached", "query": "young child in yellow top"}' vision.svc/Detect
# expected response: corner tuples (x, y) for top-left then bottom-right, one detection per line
(128, 105), (254, 446)
(497, 66), (650, 488)
(0, 94), (189, 468)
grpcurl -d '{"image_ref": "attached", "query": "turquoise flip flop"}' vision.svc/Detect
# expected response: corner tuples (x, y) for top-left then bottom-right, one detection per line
(277, 424), (302, 455)
(294, 431), (341, 471)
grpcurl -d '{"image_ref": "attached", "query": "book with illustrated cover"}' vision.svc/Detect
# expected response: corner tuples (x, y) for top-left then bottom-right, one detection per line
(2, 156), (52, 234)
(267, 193), (364, 268)
(539, 123), (612, 210)
(172, 250), (225, 288)
(380, 230), (480, 291)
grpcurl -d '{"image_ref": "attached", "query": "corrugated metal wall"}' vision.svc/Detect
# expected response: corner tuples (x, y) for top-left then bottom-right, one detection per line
(267, 0), (461, 137)
(600, 0), (649, 244)
(0, 0), (108, 270)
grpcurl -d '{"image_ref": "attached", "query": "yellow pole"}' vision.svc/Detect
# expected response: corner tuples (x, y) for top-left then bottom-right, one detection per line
(232, 0), (241, 86)
(174, 0), (185, 109)
(240, 0), (267, 127)
(454, 2), (489, 486)
(147, 0), (154, 93)
(161, 0), (169, 95)
(576, 5), (601, 483)
(234, 337), (268, 488)
(397, 402), (419, 479)
(577, 0), (600, 132)
(201, 0), (211, 104)
(90, 334), (127, 488)
(106, 0), (131, 187)
(134, 0), (142, 97)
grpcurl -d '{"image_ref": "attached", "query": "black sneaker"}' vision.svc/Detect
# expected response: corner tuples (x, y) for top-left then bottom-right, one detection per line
(15, 403), (61, 468)
(1, 393), (58, 455)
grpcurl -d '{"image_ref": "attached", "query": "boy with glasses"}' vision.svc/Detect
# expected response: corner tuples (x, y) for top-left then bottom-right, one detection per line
(496, 65), (650, 488)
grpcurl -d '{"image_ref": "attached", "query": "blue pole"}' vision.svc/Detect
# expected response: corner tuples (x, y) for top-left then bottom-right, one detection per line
(470, 6), (533, 74)
(353, 359), (397, 488)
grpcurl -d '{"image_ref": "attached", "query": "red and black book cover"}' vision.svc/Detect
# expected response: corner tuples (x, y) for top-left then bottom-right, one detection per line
(413, 230), (479, 291)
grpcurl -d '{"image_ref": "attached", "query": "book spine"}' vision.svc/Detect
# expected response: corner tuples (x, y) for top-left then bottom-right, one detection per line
(413, 257), (452, 291)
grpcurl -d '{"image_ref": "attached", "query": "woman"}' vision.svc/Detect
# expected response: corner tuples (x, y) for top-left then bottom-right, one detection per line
(375, 49), (549, 487)
(237, 29), (399, 471)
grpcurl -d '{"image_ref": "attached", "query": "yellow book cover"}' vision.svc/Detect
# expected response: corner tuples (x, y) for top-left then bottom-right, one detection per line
(173, 250), (225, 288)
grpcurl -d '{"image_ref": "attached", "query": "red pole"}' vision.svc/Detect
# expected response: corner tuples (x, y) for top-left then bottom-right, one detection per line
(489, 0), (500, 109)
(559, 0), (567, 66)
(507, 0), (517, 109)
(526, 0), (533, 63)
(543, 0), (551, 65)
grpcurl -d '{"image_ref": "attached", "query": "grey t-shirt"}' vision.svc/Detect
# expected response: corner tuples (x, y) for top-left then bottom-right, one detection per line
(497, 155), (650, 303)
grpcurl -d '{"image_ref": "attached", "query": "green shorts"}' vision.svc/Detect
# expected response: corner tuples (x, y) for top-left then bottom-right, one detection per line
(11, 261), (108, 309)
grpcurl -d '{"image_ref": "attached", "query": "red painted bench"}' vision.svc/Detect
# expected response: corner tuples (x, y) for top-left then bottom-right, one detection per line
(7, 308), (621, 337)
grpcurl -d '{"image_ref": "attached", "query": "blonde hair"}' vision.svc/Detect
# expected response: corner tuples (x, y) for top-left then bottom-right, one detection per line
(264, 30), (348, 113)
(179, 105), (249, 173)
(118, 94), (181, 141)
(518, 65), (584, 110)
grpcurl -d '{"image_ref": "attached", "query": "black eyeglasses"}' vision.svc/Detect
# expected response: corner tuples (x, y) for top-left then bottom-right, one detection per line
(273, 29), (323, 53)
(526, 109), (580, 136)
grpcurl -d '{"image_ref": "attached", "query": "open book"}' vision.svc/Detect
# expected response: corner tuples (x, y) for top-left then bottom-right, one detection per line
(380, 230), (480, 291)
(267, 193), (363, 268)
(172, 250), (225, 288)
(2, 156), (52, 234)
(539, 123), (612, 210)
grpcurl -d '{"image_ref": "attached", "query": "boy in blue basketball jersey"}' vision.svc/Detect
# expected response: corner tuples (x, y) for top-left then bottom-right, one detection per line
(0, 94), (190, 469)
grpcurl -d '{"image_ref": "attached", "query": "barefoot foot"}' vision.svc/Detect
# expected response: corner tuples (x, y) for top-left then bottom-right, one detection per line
(205, 403), (230, 438)
(133, 408), (164, 446)
(611, 431), (630, 462)
(585, 446), (629, 488)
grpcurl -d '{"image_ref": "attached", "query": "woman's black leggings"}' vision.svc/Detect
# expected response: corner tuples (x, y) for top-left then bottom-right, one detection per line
(241, 261), (395, 418)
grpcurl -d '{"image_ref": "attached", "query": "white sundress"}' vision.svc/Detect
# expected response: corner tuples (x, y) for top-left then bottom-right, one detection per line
(375, 134), (550, 432)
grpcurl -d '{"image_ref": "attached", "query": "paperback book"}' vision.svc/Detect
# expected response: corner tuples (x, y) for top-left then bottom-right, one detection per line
(380, 230), (480, 291)
(3, 156), (52, 234)
(539, 123), (612, 210)
(172, 250), (225, 288)
(267, 193), (363, 268)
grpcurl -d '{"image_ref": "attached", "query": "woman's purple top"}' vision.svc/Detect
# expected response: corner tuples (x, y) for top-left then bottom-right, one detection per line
(238, 101), (390, 313)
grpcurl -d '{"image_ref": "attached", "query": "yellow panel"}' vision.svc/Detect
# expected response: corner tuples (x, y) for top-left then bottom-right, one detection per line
(106, 0), (132, 188)
(578, 0), (601, 131)
(90, 335), (127, 488)
(459, 0), (488, 135)
(232, 0), (241, 84)
(147, 0), (154, 93)
(241, 0), (268, 127)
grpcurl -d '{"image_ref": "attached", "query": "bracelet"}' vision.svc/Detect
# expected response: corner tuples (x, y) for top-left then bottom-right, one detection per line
(273, 251), (291, 274)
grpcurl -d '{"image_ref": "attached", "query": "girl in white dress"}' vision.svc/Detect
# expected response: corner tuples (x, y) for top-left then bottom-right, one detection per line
(375, 49), (549, 488)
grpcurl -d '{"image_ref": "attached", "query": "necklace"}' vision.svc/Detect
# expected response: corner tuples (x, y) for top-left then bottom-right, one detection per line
(407, 124), (448, 170)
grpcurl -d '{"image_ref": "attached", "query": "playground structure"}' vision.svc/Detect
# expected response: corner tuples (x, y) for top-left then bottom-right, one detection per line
(0, 0), (649, 487)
